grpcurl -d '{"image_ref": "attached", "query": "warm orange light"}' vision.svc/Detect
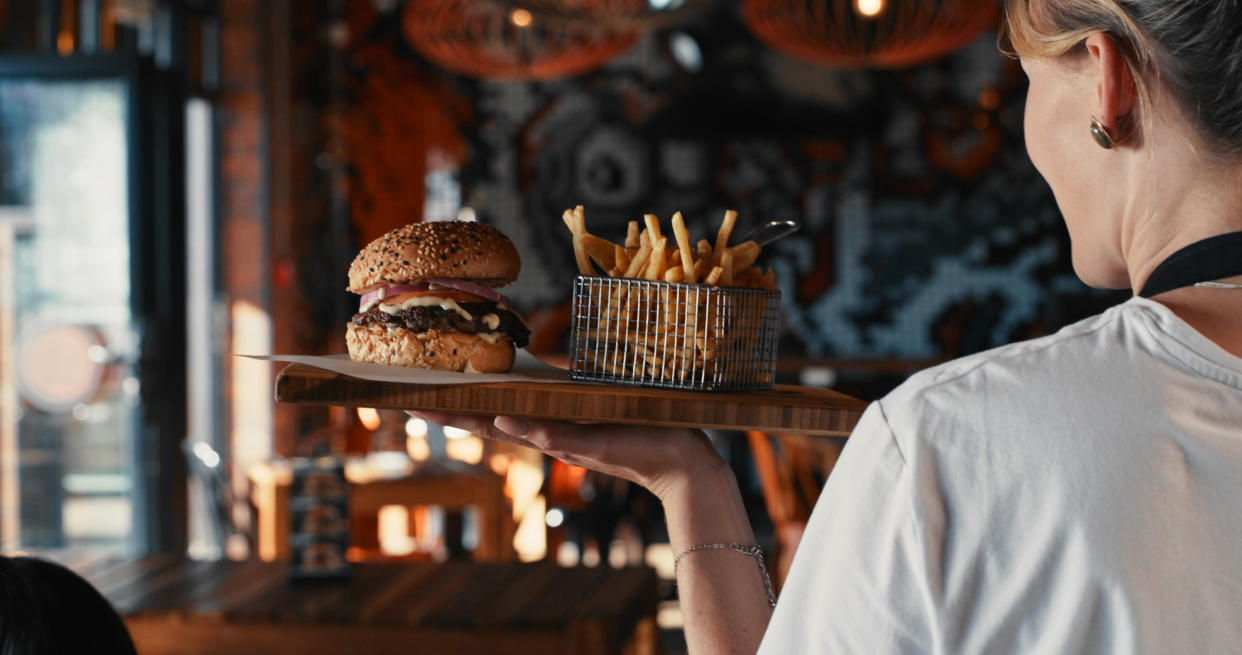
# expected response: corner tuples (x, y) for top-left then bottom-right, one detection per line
(489, 453), (511, 475)
(505, 459), (544, 517)
(445, 435), (484, 465)
(403, 0), (637, 80)
(744, 0), (999, 69)
(404, 417), (428, 439)
(979, 89), (1001, 110)
(378, 505), (417, 555)
(510, 8), (533, 27)
(357, 407), (381, 431)
(57, 31), (74, 55)
(513, 495), (547, 562)
(855, 0), (883, 18)
(230, 301), (272, 482)
(406, 435), (431, 461)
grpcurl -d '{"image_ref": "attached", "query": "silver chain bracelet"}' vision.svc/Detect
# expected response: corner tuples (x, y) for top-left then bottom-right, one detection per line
(673, 543), (777, 608)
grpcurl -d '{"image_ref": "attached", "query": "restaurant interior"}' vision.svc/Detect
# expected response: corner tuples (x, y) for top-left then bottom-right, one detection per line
(0, 0), (1130, 653)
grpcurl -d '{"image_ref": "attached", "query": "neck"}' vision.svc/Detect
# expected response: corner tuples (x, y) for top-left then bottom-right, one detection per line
(1138, 232), (1242, 297)
(1123, 164), (1242, 295)
(1112, 114), (1242, 358)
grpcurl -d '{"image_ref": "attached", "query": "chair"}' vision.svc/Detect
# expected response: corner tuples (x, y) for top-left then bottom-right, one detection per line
(746, 431), (846, 590)
(248, 458), (516, 562)
(183, 440), (250, 554)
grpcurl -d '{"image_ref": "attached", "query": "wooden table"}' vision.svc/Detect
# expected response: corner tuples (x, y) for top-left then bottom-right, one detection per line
(249, 459), (515, 562)
(64, 555), (659, 655)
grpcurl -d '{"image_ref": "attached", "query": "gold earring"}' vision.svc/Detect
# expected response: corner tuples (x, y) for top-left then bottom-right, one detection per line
(1090, 116), (1116, 149)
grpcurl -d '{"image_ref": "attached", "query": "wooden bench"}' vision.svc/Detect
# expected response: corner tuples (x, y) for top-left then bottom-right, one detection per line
(66, 555), (660, 655)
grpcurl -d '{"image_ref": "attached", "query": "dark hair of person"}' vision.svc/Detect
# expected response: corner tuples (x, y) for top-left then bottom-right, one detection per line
(0, 555), (138, 655)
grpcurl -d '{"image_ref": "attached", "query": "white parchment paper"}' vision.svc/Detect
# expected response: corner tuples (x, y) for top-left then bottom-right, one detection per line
(238, 349), (572, 385)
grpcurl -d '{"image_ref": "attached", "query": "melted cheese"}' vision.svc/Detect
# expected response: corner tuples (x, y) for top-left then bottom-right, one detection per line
(476, 331), (506, 344)
(368, 295), (473, 320)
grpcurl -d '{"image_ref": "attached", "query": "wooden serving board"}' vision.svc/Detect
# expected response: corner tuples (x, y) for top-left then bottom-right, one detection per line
(275, 363), (866, 436)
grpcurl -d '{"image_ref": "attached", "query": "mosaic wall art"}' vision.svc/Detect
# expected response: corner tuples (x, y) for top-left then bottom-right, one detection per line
(453, 25), (1125, 363)
(326, 4), (1127, 379)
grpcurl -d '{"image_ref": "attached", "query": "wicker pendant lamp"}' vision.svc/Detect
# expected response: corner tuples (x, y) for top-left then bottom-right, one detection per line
(402, 0), (639, 80)
(482, 0), (715, 31)
(743, 0), (1000, 69)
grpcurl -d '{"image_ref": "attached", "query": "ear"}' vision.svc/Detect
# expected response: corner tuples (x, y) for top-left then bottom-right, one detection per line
(1084, 32), (1137, 137)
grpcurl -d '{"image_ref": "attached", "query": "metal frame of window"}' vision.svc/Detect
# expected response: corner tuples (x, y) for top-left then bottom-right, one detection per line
(0, 52), (188, 554)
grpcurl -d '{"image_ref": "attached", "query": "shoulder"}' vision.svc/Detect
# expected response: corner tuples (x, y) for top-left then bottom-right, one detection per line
(878, 300), (1145, 452)
(901, 301), (1134, 395)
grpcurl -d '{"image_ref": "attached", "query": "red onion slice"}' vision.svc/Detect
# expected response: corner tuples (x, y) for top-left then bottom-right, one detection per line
(357, 279), (513, 311)
(426, 278), (513, 308)
(358, 282), (429, 310)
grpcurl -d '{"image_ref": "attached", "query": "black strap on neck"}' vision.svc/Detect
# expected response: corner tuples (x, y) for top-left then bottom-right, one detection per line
(1139, 231), (1242, 298)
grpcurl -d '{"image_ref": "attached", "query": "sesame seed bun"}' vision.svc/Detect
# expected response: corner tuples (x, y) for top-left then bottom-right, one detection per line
(347, 221), (521, 293)
(345, 323), (515, 373)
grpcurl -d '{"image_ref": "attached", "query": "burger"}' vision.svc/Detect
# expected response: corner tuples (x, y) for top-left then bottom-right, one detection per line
(345, 221), (530, 373)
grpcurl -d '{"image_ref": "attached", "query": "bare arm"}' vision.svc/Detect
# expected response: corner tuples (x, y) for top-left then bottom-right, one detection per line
(412, 412), (773, 654)
(662, 462), (773, 654)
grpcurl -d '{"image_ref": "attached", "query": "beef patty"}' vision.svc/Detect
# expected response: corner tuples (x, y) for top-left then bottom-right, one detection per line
(352, 302), (530, 349)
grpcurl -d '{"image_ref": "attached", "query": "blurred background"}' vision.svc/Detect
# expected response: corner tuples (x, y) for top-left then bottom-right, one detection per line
(0, 0), (1127, 651)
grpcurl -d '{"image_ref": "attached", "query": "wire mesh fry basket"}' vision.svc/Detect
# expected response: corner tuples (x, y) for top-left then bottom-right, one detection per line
(569, 276), (781, 392)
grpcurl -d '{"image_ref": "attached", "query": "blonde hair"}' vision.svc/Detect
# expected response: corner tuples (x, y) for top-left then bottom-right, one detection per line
(1002, 0), (1242, 160)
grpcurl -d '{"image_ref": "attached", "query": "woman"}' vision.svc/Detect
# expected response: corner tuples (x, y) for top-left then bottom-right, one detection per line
(417, 0), (1242, 651)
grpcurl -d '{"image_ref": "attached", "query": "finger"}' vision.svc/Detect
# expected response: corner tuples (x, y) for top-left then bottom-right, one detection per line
(410, 411), (533, 449)
(493, 416), (591, 464)
(506, 417), (603, 457)
(516, 419), (710, 480)
(409, 410), (487, 429)
(490, 416), (625, 469)
(493, 416), (529, 436)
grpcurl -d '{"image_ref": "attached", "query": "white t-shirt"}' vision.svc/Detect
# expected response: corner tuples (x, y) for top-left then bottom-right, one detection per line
(759, 297), (1242, 654)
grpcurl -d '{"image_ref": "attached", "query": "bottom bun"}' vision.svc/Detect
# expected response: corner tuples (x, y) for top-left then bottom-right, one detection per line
(346, 323), (515, 373)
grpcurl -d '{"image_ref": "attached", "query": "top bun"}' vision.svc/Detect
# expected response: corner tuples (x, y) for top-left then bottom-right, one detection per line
(348, 221), (521, 292)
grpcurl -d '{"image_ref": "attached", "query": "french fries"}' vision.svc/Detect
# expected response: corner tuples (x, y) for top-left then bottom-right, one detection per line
(671, 212), (697, 285)
(645, 236), (667, 280)
(614, 245), (629, 272)
(566, 206), (592, 275)
(713, 210), (737, 266)
(565, 206), (779, 389)
(563, 206), (774, 291)
(625, 221), (640, 249)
